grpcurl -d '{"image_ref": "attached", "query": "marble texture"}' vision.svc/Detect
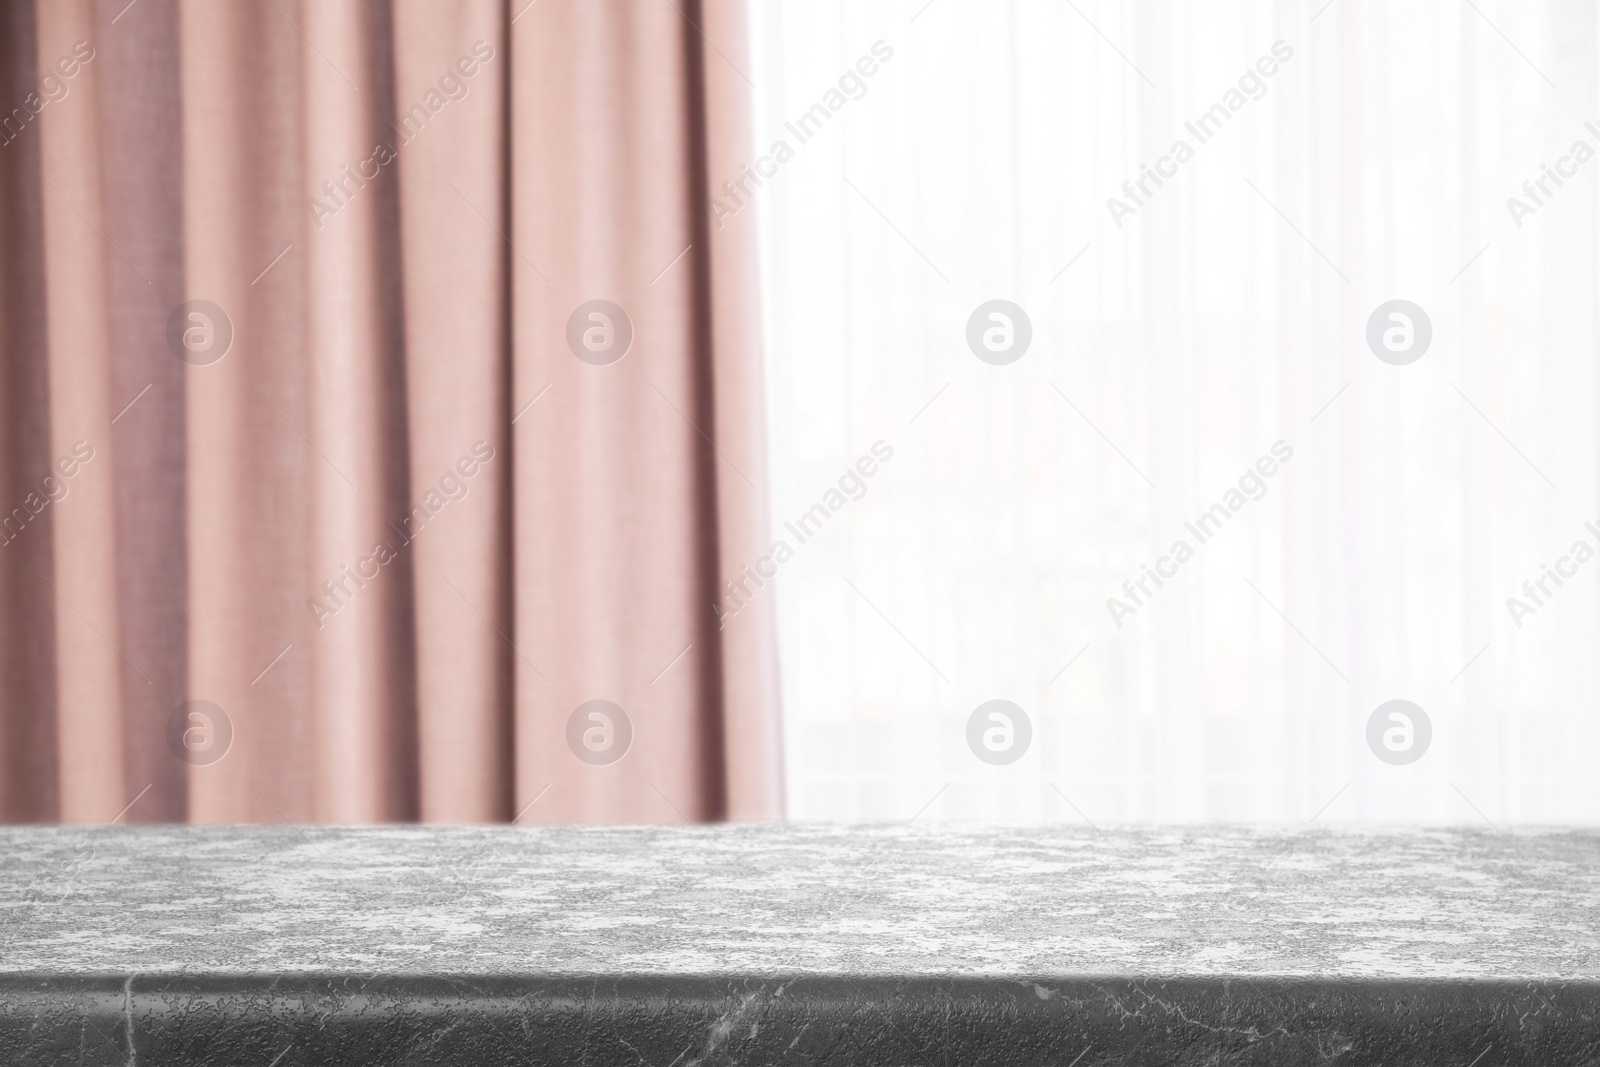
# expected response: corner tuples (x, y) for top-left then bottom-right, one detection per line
(2, 826), (1598, 1066)
(2, 824), (1598, 979)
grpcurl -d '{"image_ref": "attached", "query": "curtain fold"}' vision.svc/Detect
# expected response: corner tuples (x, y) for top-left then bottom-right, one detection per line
(0, 0), (782, 824)
(37, 0), (125, 822)
(392, 0), (510, 824)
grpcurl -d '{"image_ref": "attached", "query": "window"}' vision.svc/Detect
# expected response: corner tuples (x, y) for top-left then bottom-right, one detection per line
(752, 0), (1600, 822)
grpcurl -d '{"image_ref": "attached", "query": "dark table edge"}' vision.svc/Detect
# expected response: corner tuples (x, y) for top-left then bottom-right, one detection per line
(4, 973), (1598, 1066)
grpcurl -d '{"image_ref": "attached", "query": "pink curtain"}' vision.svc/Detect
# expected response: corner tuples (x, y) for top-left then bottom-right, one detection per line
(0, 0), (783, 824)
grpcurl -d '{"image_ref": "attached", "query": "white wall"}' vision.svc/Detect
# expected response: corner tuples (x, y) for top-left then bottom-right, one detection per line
(749, 0), (1600, 823)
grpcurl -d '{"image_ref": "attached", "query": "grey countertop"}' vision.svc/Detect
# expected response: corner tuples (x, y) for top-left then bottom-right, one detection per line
(3, 824), (1596, 979)
(3, 825), (1598, 1066)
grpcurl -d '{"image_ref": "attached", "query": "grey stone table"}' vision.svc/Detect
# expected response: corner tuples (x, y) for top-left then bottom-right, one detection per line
(1, 825), (1597, 1065)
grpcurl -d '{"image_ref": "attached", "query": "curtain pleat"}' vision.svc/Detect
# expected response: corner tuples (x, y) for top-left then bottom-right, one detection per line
(0, 0), (58, 822)
(509, 0), (772, 821)
(91, 0), (188, 824)
(697, 0), (784, 818)
(38, 0), (125, 821)
(0, 0), (781, 824)
(393, 0), (512, 823)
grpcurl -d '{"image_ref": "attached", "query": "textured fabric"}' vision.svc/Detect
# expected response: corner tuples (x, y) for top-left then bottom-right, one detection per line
(0, 0), (783, 824)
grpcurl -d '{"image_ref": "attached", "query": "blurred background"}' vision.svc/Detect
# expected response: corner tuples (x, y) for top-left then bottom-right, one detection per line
(1, 0), (1595, 825)
(755, 0), (1600, 823)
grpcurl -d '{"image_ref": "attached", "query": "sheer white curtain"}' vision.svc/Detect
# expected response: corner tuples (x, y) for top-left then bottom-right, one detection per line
(750, 0), (1600, 822)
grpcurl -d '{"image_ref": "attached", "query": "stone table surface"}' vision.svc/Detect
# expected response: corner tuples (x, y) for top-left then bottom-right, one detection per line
(2, 825), (1598, 1065)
